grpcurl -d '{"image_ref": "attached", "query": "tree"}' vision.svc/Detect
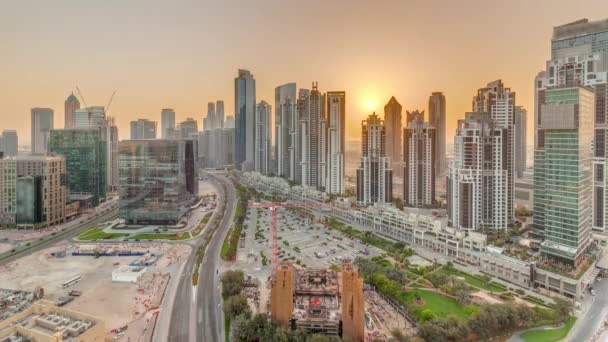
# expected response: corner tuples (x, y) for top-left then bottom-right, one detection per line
(417, 321), (448, 342)
(388, 329), (410, 342)
(452, 279), (470, 305)
(552, 298), (573, 322)
(222, 270), (245, 297)
(224, 295), (251, 320)
(419, 309), (436, 322)
(385, 267), (408, 285)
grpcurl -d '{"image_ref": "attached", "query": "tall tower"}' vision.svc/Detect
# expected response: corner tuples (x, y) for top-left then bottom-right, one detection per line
(301, 83), (326, 190)
(292, 89), (310, 184)
(216, 100), (225, 128)
(31, 108), (54, 155)
(254, 101), (272, 175)
(514, 106), (527, 178)
(341, 264), (365, 342)
(428, 92), (446, 176)
(384, 97), (402, 177)
(270, 263), (294, 327)
(403, 115), (436, 208)
(356, 112), (392, 205)
(161, 109), (176, 139)
(64, 93), (80, 129)
(204, 102), (216, 130)
(326, 91), (345, 195)
(234, 69), (256, 171)
(275, 83), (297, 177)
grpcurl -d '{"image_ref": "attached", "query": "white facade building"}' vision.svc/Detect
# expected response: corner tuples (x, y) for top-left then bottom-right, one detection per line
(403, 115), (436, 207)
(356, 113), (392, 206)
(325, 92), (345, 195)
(254, 101), (271, 175)
(161, 109), (175, 139)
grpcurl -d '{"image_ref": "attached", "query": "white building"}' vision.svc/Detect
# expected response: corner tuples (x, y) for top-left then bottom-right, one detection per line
(356, 113), (392, 206)
(514, 106), (527, 178)
(403, 115), (436, 208)
(300, 84), (326, 190)
(254, 101), (271, 175)
(275, 83), (297, 178)
(325, 91), (345, 195)
(161, 109), (176, 139)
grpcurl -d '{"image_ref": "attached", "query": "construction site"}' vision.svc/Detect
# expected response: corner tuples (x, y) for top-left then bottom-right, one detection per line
(0, 242), (191, 341)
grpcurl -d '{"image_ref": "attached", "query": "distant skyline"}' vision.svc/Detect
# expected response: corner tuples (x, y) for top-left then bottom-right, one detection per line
(2, 0), (608, 143)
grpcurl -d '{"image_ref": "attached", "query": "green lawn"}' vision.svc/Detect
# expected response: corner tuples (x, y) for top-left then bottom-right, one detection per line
(127, 233), (191, 241)
(521, 317), (576, 342)
(437, 267), (507, 293)
(402, 289), (468, 319)
(77, 227), (126, 241)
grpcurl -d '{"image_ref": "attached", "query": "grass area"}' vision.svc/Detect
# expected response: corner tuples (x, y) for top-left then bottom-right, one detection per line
(192, 212), (215, 237)
(225, 317), (230, 342)
(201, 212), (212, 224)
(436, 267), (507, 293)
(402, 289), (468, 319)
(521, 316), (576, 342)
(76, 227), (126, 241)
(221, 181), (249, 261)
(127, 232), (191, 241)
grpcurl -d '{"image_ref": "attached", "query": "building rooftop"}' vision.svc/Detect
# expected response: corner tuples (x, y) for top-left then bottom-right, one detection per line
(553, 18), (608, 40)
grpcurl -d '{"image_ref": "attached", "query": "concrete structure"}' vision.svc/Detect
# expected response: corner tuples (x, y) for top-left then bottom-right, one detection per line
(384, 97), (402, 178)
(325, 91), (345, 195)
(48, 129), (107, 206)
(235, 69), (256, 171)
(0, 130), (18, 157)
(254, 101), (271, 175)
(216, 100), (225, 129)
(130, 119), (157, 140)
(31, 108), (54, 155)
(301, 83), (326, 190)
(111, 266), (147, 283)
(224, 115), (235, 129)
(119, 139), (198, 225)
(161, 109), (176, 139)
(270, 263), (364, 341)
(74, 106), (105, 129)
(0, 300), (105, 342)
(0, 159), (16, 228)
(515, 170), (534, 208)
(177, 118), (198, 140)
(428, 92), (446, 176)
(514, 106), (527, 178)
(403, 114), (436, 208)
(64, 93), (80, 129)
(204, 102), (216, 131)
(275, 83), (297, 178)
(534, 86), (594, 266)
(356, 112), (392, 206)
(292, 89), (310, 184)
(199, 128), (235, 168)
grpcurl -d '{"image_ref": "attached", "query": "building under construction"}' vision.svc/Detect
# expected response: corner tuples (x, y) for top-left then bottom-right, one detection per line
(271, 263), (365, 341)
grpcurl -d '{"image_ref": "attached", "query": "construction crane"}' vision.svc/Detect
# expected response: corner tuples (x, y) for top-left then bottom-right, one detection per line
(75, 86), (89, 109)
(105, 90), (116, 116)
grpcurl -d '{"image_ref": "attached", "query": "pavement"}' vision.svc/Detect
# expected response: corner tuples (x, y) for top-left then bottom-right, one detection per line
(565, 275), (608, 341)
(165, 172), (236, 342)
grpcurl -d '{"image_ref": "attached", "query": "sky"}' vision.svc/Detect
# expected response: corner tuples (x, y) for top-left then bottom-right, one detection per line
(2, 0), (608, 144)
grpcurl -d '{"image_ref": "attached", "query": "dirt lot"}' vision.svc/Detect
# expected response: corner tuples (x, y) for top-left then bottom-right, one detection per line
(0, 242), (190, 341)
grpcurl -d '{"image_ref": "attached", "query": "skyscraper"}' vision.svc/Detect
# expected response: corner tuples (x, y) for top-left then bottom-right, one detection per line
(204, 102), (216, 130)
(403, 115), (436, 208)
(448, 112), (509, 230)
(178, 118), (198, 139)
(326, 91), (345, 195)
(514, 106), (527, 178)
(234, 69), (256, 171)
(428, 92), (446, 176)
(161, 109), (176, 139)
(216, 100), (225, 128)
(356, 112), (392, 206)
(0, 130), (18, 157)
(64, 93), (80, 129)
(301, 83), (326, 190)
(534, 86), (594, 265)
(130, 119), (157, 140)
(275, 83), (297, 177)
(0, 158), (16, 228)
(292, 89), (310, 184)
(384, 97), (402, 177)
(254, 101), (272, 175)
(31, 108), (54, 155)
(74, 106), (105, 129)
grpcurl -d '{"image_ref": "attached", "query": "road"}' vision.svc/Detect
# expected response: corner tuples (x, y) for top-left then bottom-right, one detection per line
(166, 172), (237, 342)
(0, 199), (119, 265)
(565, 276), (608, 341)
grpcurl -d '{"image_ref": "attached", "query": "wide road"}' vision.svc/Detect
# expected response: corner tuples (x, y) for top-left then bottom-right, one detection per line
(0, 200), (119, 265)
(566, 276), (608, 341)
(167, 172), (237, 342)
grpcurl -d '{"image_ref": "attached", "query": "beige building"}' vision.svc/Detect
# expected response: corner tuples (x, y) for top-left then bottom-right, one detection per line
(0, 159), (16, 228)
(0, 300), (105, 342)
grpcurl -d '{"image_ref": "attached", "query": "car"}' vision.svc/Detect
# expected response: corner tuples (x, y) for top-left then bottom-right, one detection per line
(591, 289), (596, 296)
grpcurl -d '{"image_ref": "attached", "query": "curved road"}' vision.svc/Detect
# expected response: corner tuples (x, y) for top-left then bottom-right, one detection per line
(167, 172), (236, 342)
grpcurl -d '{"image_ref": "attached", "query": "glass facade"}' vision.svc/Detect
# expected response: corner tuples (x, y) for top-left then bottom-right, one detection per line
(16, 176), (42, 224)
(48, 129), (107, 206)
(119, 139), (198, 225)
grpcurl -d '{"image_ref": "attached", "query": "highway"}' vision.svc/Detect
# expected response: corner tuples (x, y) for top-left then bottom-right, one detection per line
(166, 172), (236, 342)
(0, 199), (119, 265)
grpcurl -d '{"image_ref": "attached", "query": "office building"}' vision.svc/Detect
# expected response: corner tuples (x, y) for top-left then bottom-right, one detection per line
(31, 108), (54, 155)
(447, 112), (509, 230)
(235, 69), (256, 171)
(130, 119), (157, 140)
(384, 97), (402, 177)
(224, 115), (235, 129)
(534, 86), (594, 266)
(514, 106), (527, 178)
(119, 139), (198, 225)
(0, 159), (16, 228)
(403, 114), (436, 208)
(0, 130), (18, 157)
(64, 93), (80, 129)
(161, 108), (176, 139)
(199, 127), (235, 168)
(270, 263), (364, 341)
(254, 101), (271, 175)
(292, 89), (310, 184)
(16, 155), (66, 229)
(301, 83), (326, 190)
(275, 83), (297, 177)
(326, 91), (345, 195)
(216, 100), (225, 128)
(356, 112), (392, 206)
(204, 102), (216, 130)
(74, 106), (105, 129)
(428, 92), (446, 176)
(177, 118), (198, 139)
(48, 129), (107, 206)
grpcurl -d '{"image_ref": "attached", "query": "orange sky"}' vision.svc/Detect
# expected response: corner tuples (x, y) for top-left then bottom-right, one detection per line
(2, 0), (608, 144)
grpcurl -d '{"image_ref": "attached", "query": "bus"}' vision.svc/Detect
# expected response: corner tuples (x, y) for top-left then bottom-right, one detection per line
(62, 276), (82, 288)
